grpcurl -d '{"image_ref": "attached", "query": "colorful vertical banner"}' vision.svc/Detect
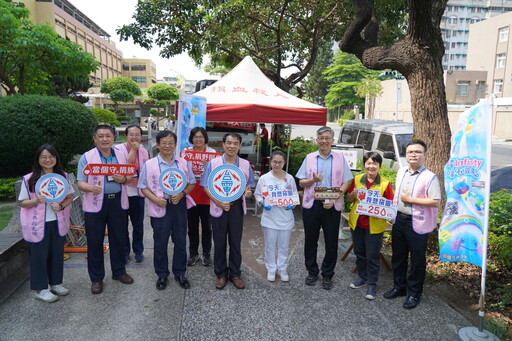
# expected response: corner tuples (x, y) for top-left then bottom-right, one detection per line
(439, 100), (492, 267)
(176, 94), (207, 154)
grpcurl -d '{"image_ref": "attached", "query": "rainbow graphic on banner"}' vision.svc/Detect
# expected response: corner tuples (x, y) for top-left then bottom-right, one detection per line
(439, 100), (491, 267)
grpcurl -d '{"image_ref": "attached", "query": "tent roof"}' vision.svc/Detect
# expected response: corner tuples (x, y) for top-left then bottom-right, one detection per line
(194, 56), (327, 126)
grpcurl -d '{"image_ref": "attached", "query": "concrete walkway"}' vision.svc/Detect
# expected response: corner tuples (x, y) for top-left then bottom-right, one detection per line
(0, 207), (472, 341)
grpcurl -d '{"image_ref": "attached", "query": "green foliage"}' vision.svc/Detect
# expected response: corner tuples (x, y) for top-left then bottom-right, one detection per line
(115, 108), (125, 116)
(302, 41), (335, 106)
(0, 177), (19, 200)
(489, 190), (512, 236)
(0, 205), (15, 232)
(91, 107), (119, 126)
(0, 0), (99, 96)
(274, 137), (318, 177)
(100, 76), (141, 110)
(337, 109), (355, 127)
(147, 83), (179, 101)
(355, 77), (383, 99)
(377, 165), (397, 186)
(0, 95), (97, 177)
(324, 50), (380, 110)
(149, 109), (161, 116)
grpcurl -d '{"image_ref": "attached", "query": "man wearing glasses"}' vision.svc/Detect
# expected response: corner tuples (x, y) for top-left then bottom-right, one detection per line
(296, 126), (353, 290)
(383, 139), (440, 309)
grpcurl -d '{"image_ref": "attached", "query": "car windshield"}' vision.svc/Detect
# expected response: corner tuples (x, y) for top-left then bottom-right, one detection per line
(396, 134), (414, 157)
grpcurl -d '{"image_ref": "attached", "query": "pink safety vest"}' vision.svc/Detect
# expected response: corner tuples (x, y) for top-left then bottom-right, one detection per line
(82, 148), (129, 212)
(209, 156), (251, 218)
(20, 173), (70, 243)
(115, 143), (149, 197)
(302, 152), (346, 211)
(144, 156), (196, 218)
(393, 167), (439, 234)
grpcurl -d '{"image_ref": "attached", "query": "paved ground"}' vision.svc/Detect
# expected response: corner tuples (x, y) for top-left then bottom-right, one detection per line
(0, 204), (473, 341)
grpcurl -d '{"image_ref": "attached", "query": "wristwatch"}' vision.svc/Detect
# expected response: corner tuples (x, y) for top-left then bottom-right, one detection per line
(59, 204), (65, 211)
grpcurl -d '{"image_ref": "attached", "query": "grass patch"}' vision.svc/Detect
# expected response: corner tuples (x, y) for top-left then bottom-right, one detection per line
(0, 205), (15, 232)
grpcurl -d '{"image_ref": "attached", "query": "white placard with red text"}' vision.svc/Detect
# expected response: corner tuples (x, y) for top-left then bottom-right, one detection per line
(355, 187), (397, 220)
(261, 184), (300, 207)
(180, 150), (221, 177)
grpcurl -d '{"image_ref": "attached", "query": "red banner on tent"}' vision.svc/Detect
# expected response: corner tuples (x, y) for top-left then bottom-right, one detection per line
(83, 164), (137, 176)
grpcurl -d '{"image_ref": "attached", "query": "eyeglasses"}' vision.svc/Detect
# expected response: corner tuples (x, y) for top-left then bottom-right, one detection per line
(271, 161), (284, 165)
(193, 136), (205, 140)
(407, 150), (424, 155)
(159, 142), (175, 147)
(128, 134), (141, 138)
(316, 136), (332, 141)
(39, 155), (56, 160)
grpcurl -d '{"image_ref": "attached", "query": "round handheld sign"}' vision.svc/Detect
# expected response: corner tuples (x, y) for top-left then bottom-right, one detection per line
(159, 168), (187, 195)
(207, 164), (247, 202)
(35, 173), (69, 203)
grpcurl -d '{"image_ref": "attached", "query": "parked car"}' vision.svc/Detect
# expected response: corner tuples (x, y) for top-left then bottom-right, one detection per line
(335, 119), (415, 171)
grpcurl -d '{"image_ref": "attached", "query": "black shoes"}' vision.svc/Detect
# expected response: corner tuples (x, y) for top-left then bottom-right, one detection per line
(175, 276), (191, 289)
(305, 274), (318, 286)
(322, 277), (333, 290)
(156, 277), (168, 290)
(403, 296), (420, 309)
(187, 255), (200, 266)
(202, 255), (211, 266)
(383, 288), (407, 299)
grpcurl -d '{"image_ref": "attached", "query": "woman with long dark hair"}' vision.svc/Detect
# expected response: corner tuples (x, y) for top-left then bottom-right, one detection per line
(19, 144), (74, 303)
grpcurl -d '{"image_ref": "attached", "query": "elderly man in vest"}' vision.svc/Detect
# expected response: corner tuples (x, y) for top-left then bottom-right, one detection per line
(77, 124), (134, 295)
(115, 125), (149, 264)
(296, 126), (353, 290)
(138, 131), (196, 290)
(383, 139), (440, 309)
(201, 133), (255, 290)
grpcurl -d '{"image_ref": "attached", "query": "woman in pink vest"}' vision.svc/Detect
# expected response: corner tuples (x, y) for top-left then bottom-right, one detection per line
(185, 127), (217, 267)
(19, 144), (74, 303)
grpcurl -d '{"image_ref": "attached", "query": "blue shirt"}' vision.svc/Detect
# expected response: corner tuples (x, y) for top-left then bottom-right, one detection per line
(200, 155), (255, 188)
(295, 151), (353, 187)
(77, 148), (121, 194)
(138, 155), (196, 196)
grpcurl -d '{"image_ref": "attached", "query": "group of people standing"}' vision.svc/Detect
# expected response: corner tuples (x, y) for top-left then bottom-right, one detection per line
(20, 123), (439, 310)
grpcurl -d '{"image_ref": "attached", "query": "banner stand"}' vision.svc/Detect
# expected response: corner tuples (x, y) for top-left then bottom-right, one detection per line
(457, 98), (500, 341)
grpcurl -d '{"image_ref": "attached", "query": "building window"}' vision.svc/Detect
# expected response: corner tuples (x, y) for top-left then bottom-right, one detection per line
(477, 81), (485, 90)
(452, 30), (457, 37)
(131, 76), (146, 83)
(131, 65), (146, 71)
(470, 17), (480, 24)
(493, 79), (503, 93)
(499, 27), (509, 42)
(496, 54), (506, 68)
(451, 42), (456, 48)
(456, 81), (470, 96)
(448, 16), (458, 26)
(122, 64), (129, 71)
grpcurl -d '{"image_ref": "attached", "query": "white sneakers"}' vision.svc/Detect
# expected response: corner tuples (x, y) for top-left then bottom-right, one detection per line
(278, 270), (289, 282)
(35, 285), (69, 303)
(50, 284), (69, 296)
(35, 289), (59, 303)
(267, 270), (289, 282)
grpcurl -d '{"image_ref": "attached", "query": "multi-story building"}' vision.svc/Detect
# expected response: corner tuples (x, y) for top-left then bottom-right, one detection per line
(122, 58), (157, 89)
(18, 0), (124, 87)
(466, 11), (512, 98)
(441, 0), (512, 71)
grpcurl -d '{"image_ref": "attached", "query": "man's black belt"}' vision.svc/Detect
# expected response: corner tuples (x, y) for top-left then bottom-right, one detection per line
(105, 192), (121, 199)
(397, 211), (412, 220)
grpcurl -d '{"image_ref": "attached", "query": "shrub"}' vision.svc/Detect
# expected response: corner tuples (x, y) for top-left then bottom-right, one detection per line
(0, 177), (20, 200)
(92, 107), (119, 126)
(274, 137), (318, 177)
(489, 190), (512, 236)
(0, 95), (97, 177)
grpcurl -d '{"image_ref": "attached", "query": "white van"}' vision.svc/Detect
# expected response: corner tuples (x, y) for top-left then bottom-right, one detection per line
(335, 119), (415, 171)
(205, 122), (256, 158)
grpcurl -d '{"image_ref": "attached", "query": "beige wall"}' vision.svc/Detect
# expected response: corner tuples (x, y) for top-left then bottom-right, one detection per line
(467, 11), (512, 97)
(18, 0), (124, 86)
(122, 59), (157, 89)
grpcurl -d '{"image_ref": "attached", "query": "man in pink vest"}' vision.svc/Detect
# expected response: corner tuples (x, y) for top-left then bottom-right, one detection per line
(77, 124), (134, 295)
(115, 125), (149, 264)
(201, 133), (255, 290)
(296, 126), (353, 290)
(383, 139), (441, 309)
(138, 131), (196, 290)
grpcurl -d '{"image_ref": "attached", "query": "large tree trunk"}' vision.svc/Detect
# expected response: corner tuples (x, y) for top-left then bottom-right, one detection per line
(339, 0), (450, 183)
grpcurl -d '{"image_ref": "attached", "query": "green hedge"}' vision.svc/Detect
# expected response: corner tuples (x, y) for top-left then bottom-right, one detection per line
(0, 177), (19, 200)
(0, 95), (97, 177)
